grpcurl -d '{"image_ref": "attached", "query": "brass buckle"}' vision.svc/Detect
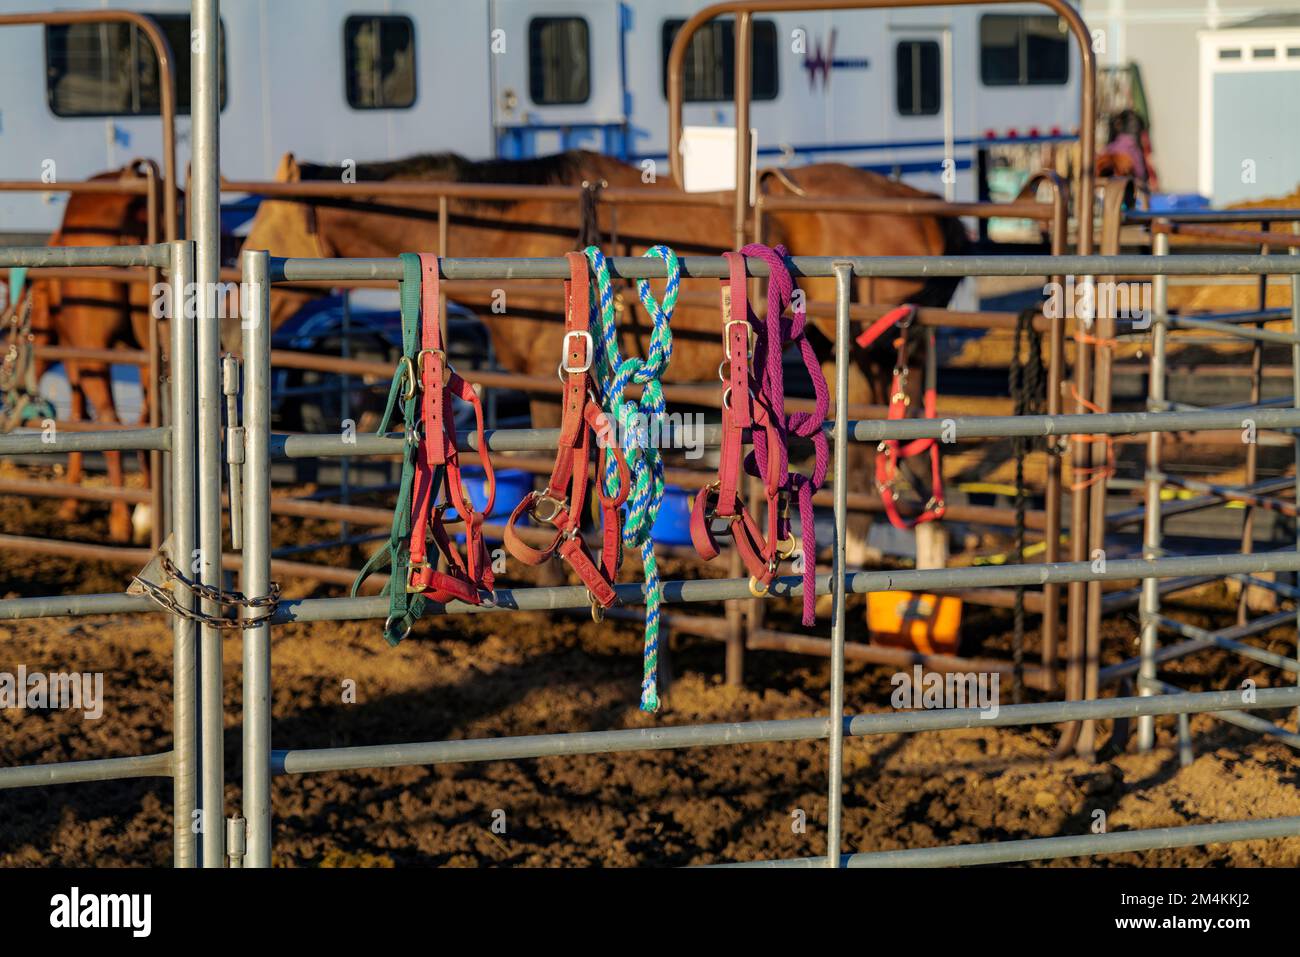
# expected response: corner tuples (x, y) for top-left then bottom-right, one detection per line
(530, 492), (566, 525)
(417, 348), (451, 387)
(396, 356), (417, 401)
(405, 561), (429, 594)
(723, 318), (755, 356)
(748, 575), (770, 597)
(587, 589), (605, 623)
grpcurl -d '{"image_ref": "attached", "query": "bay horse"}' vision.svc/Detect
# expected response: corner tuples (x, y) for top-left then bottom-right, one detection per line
(25, 162), (159, 542)
(237, 150), (969, 562)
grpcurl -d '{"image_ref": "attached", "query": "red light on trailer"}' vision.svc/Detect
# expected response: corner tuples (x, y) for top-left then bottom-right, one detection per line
(1006, 128), (1018, 138)
(984, 129), (997, 139)
(1050, 125), (1061, 137)
(1028, 126), (1040, 137)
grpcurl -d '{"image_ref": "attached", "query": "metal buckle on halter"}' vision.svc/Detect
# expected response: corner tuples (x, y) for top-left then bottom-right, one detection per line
(405, 561), (430, 594)
(560, 330), (594, 374)
(724, 318), (756, 355)
(396, 356), (417, 401)
(748, 575), (771, 597)
(586, 589), (605, 622)
(698, 481), (735, 524)
(529, 492), (567, 526)
(926, 497), (945, 512)
(417, 348), (452, 386)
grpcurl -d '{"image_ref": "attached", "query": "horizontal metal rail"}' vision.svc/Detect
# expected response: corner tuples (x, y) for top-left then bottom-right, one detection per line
(268, 254), (1300, 283)
(726, 816), (1300, 868)
(270, 686), (1300, 776)
(270, 406), (1300, 460)
(0, 427), (170, 455)
(268, 551), (1300, 624)
(0, 751), (173, 790)
(0, 244), (172, 268)
(1126, 209), (1300, 225)
(1144, 679), (1300, 750)
(1157, 313), (1300, 345)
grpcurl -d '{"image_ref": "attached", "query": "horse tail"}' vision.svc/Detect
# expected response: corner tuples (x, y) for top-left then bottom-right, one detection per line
(913, 213), (971, 307)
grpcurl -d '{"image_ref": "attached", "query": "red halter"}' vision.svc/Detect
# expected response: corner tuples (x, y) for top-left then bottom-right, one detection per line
(856, 303), (945, 529)
(406, 254), (497, 604)
(504, 252), (630, 614)
(690, 252), (790, 595)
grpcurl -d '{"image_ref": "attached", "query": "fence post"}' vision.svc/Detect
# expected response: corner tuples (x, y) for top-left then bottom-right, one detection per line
(242, 249), (273, 867)
(192, 0), (225, 868)
(826, 262), (853, 867)
(170, 239), (198, 866)
(1138, 225), (1170, 750)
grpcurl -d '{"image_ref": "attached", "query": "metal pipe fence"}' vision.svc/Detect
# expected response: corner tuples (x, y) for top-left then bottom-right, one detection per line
(6, 243), (1300, 867)
(220, 250), (1300, 867)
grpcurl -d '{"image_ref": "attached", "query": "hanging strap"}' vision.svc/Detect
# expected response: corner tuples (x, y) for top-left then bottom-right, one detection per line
(587, 243), (678, 712)
(406, 253), (496, 606)
(740, 243), (829, 626)
(504, 252), (630, 615)
(352, 253), (425, 645)
(857, 304), (946, 530)
(690, 251), (781, 593)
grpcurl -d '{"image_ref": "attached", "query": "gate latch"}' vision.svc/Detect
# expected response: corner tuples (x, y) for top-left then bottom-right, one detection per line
(223, 354), (244, 550)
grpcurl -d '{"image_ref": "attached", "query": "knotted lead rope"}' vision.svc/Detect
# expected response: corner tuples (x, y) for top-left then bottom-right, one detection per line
(742, 243), (830, 626)
(585, 244), (678, 712)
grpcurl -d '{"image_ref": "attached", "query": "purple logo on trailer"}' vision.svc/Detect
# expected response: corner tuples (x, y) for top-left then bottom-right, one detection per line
(802, 29), (871, 90)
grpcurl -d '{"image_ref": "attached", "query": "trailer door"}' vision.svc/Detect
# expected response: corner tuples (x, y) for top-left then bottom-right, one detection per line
(490, 0), (627, 158)
(884, 25), (956, 200)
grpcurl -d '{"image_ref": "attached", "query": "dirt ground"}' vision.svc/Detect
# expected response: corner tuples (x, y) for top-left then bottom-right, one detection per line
(3, 482), (1300, 868)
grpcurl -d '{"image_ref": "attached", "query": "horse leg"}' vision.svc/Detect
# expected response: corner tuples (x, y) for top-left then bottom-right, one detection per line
(822, 352), (881, 568)
(58, 364), (85, 523)
(132, 366), (152, 543)
(79, 365), (132, 542)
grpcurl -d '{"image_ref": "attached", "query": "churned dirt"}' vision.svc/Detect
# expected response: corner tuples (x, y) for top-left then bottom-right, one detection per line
(2, 482), (1300, 868)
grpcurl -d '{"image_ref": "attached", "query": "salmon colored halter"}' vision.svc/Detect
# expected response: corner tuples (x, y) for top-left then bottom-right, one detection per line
(691, 245), (830, 625)
(855, 303), (946, 529)
(504, 252), (631, 618)
(406, 254), (496, 605)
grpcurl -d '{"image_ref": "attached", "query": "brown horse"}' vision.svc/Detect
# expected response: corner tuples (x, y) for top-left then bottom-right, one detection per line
(238, 150), (969, 559)
(27, 163), (157, 542)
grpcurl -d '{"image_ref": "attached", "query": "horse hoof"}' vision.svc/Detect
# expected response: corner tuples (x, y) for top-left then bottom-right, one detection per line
(131, 504), (153, 545)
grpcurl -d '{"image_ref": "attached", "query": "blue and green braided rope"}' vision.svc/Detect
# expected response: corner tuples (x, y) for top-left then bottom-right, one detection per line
(584, 244), (678, 712)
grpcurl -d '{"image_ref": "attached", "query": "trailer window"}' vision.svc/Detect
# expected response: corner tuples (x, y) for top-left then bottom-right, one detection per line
(980, 15), (1069, 86)
(895, 40), (941, 115)
(661, 18), (779, 102)
(344, 15), (416, 109)
(45, 15), (226, 118)
(527, 17), (591, 105)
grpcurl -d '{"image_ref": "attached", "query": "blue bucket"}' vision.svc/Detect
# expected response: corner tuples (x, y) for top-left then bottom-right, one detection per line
(446, 467), (531, 521)
(651, 484), (694, 546)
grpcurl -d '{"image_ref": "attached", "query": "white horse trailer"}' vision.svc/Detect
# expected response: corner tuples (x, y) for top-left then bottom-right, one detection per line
(0, 0), (1082, 238)
(1197, 17), (1300, 206)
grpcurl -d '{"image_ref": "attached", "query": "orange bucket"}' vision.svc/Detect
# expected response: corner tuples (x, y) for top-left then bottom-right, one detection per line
(866, 591), (962, 655)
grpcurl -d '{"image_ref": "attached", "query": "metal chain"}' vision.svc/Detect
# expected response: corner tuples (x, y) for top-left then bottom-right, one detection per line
(133, 551), (280, 629)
